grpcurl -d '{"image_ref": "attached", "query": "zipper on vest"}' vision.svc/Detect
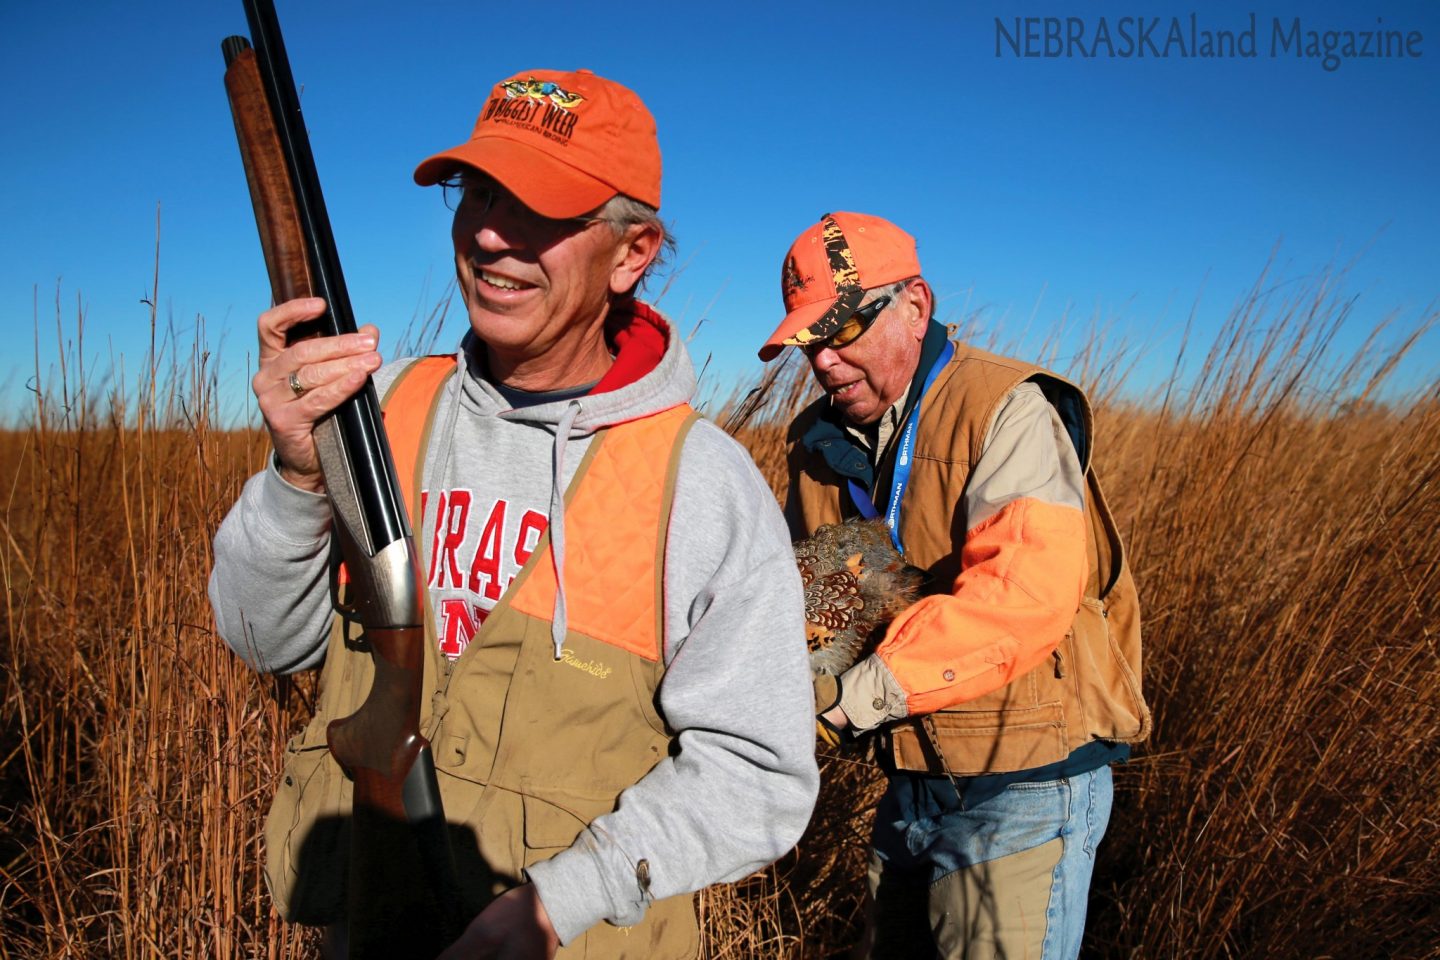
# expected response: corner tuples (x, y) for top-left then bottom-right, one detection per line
(427, 690), (451, 737)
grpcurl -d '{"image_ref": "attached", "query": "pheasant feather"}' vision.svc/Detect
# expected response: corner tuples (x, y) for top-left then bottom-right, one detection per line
(792, 518), (925, 676)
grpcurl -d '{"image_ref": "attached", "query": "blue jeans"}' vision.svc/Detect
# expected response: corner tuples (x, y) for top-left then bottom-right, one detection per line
(862, 765), (1114, 960)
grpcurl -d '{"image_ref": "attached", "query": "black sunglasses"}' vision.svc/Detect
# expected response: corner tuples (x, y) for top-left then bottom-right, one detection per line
(803, 295), (892, 355)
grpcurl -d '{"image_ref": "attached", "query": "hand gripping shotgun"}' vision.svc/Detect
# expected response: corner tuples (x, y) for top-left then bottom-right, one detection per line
(221, 2), (458, 955)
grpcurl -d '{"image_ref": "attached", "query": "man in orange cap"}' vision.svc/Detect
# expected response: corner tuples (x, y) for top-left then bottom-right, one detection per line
(211, 69), (819, 959)
(763, 212), (1149, 959)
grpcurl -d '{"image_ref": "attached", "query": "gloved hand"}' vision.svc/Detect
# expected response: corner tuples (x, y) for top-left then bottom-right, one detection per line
(813, 674), (847, 748)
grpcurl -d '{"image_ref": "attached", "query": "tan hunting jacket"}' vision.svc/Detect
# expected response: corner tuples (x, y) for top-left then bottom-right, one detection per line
(788, 341), (1150, 775)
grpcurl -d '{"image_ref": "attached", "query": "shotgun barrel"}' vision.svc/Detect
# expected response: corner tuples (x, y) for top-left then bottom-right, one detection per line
(221, 2), (458, 954)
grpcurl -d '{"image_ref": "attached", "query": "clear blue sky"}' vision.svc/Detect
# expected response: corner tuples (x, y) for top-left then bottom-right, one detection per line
(3, 0), (1437, 422)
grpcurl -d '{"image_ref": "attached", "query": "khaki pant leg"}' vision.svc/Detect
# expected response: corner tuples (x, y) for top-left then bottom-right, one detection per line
(928, 835), (1063, 960)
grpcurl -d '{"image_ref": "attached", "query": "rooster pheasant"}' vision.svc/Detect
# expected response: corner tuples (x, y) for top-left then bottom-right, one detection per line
(793, 518), (926, 676)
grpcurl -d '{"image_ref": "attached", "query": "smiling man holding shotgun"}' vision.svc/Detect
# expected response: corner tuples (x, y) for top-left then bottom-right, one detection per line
(210, 65), (818, 959)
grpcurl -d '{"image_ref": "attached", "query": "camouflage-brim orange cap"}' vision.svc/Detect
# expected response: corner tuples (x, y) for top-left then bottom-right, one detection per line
(759, 212), (921, 361)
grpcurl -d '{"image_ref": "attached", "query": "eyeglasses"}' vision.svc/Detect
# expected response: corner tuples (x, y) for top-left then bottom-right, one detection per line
(440, 175), (609, 235)
(803, 295), (892, 355)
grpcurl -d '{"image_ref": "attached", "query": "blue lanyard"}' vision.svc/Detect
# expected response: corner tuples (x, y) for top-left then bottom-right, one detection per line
(847, 339), (955, 553)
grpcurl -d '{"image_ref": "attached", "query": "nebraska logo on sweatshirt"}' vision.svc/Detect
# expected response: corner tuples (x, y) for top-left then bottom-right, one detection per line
(422, 488), (548, 659)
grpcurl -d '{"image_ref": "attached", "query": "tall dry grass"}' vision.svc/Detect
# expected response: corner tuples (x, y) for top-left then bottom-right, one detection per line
(0, 303), (315, 958)
(2, 265), (1437, 958)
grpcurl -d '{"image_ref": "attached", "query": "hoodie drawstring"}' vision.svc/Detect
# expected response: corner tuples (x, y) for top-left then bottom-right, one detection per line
(427, 355), (467, 555)
(548, 401), (581, 660)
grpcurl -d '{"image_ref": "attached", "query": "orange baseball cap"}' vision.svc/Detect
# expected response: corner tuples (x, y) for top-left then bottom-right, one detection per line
(414, 68), (661, 219)
(759, 212), (921, 361)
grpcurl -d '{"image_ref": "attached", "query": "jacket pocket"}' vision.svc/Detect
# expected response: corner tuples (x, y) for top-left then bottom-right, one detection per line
(263, 736), (351, 925)
(520, 788), (700, 959)
(1069, 593), (1149, 742)
(521, 787), (614, 863)
(891, 700), (1069, 775)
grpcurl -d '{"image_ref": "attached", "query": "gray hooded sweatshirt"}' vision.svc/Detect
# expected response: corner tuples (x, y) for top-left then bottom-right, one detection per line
(208, 304), (819, 944)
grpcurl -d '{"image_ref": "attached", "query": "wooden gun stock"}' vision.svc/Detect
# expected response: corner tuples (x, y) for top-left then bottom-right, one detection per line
(221, 40), (312, 307)
(221, 3), (458, 956)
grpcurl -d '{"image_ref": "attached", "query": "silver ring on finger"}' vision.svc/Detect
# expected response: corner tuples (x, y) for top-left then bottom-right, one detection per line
(288, 370), (308, 398)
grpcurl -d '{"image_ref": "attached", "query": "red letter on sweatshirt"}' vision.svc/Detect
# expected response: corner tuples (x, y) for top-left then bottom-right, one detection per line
(438, 597), (476, 658)
(514, 509), (547, 572)
(436, 490), (471, 588)
(469, 499), (508, 601)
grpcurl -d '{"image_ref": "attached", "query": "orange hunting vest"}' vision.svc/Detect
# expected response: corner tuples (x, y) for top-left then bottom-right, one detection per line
(265, 357), (704, 960)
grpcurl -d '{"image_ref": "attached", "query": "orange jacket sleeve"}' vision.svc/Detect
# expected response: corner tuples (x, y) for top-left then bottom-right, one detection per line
(835, 383), (1088, 729)
(878, 496), (1086, 715)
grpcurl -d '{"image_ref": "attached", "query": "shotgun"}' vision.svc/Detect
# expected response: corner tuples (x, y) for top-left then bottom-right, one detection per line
(221, 2), (458, 955)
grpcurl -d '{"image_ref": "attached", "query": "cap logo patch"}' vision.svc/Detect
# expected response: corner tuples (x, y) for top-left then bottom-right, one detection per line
(782, 255), (813, 298)
(500, 77), (585, 111)
(481, 75), (585, 144)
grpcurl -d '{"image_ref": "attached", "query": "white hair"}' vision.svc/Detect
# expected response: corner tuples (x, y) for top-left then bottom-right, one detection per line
(598, 194), (676, 283)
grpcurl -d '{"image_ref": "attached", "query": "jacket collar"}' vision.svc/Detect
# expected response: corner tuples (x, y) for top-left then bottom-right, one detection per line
(799, 319), (952, 489)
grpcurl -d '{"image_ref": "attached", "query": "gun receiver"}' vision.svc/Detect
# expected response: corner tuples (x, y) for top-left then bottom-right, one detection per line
(222, 2), (457, 955)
